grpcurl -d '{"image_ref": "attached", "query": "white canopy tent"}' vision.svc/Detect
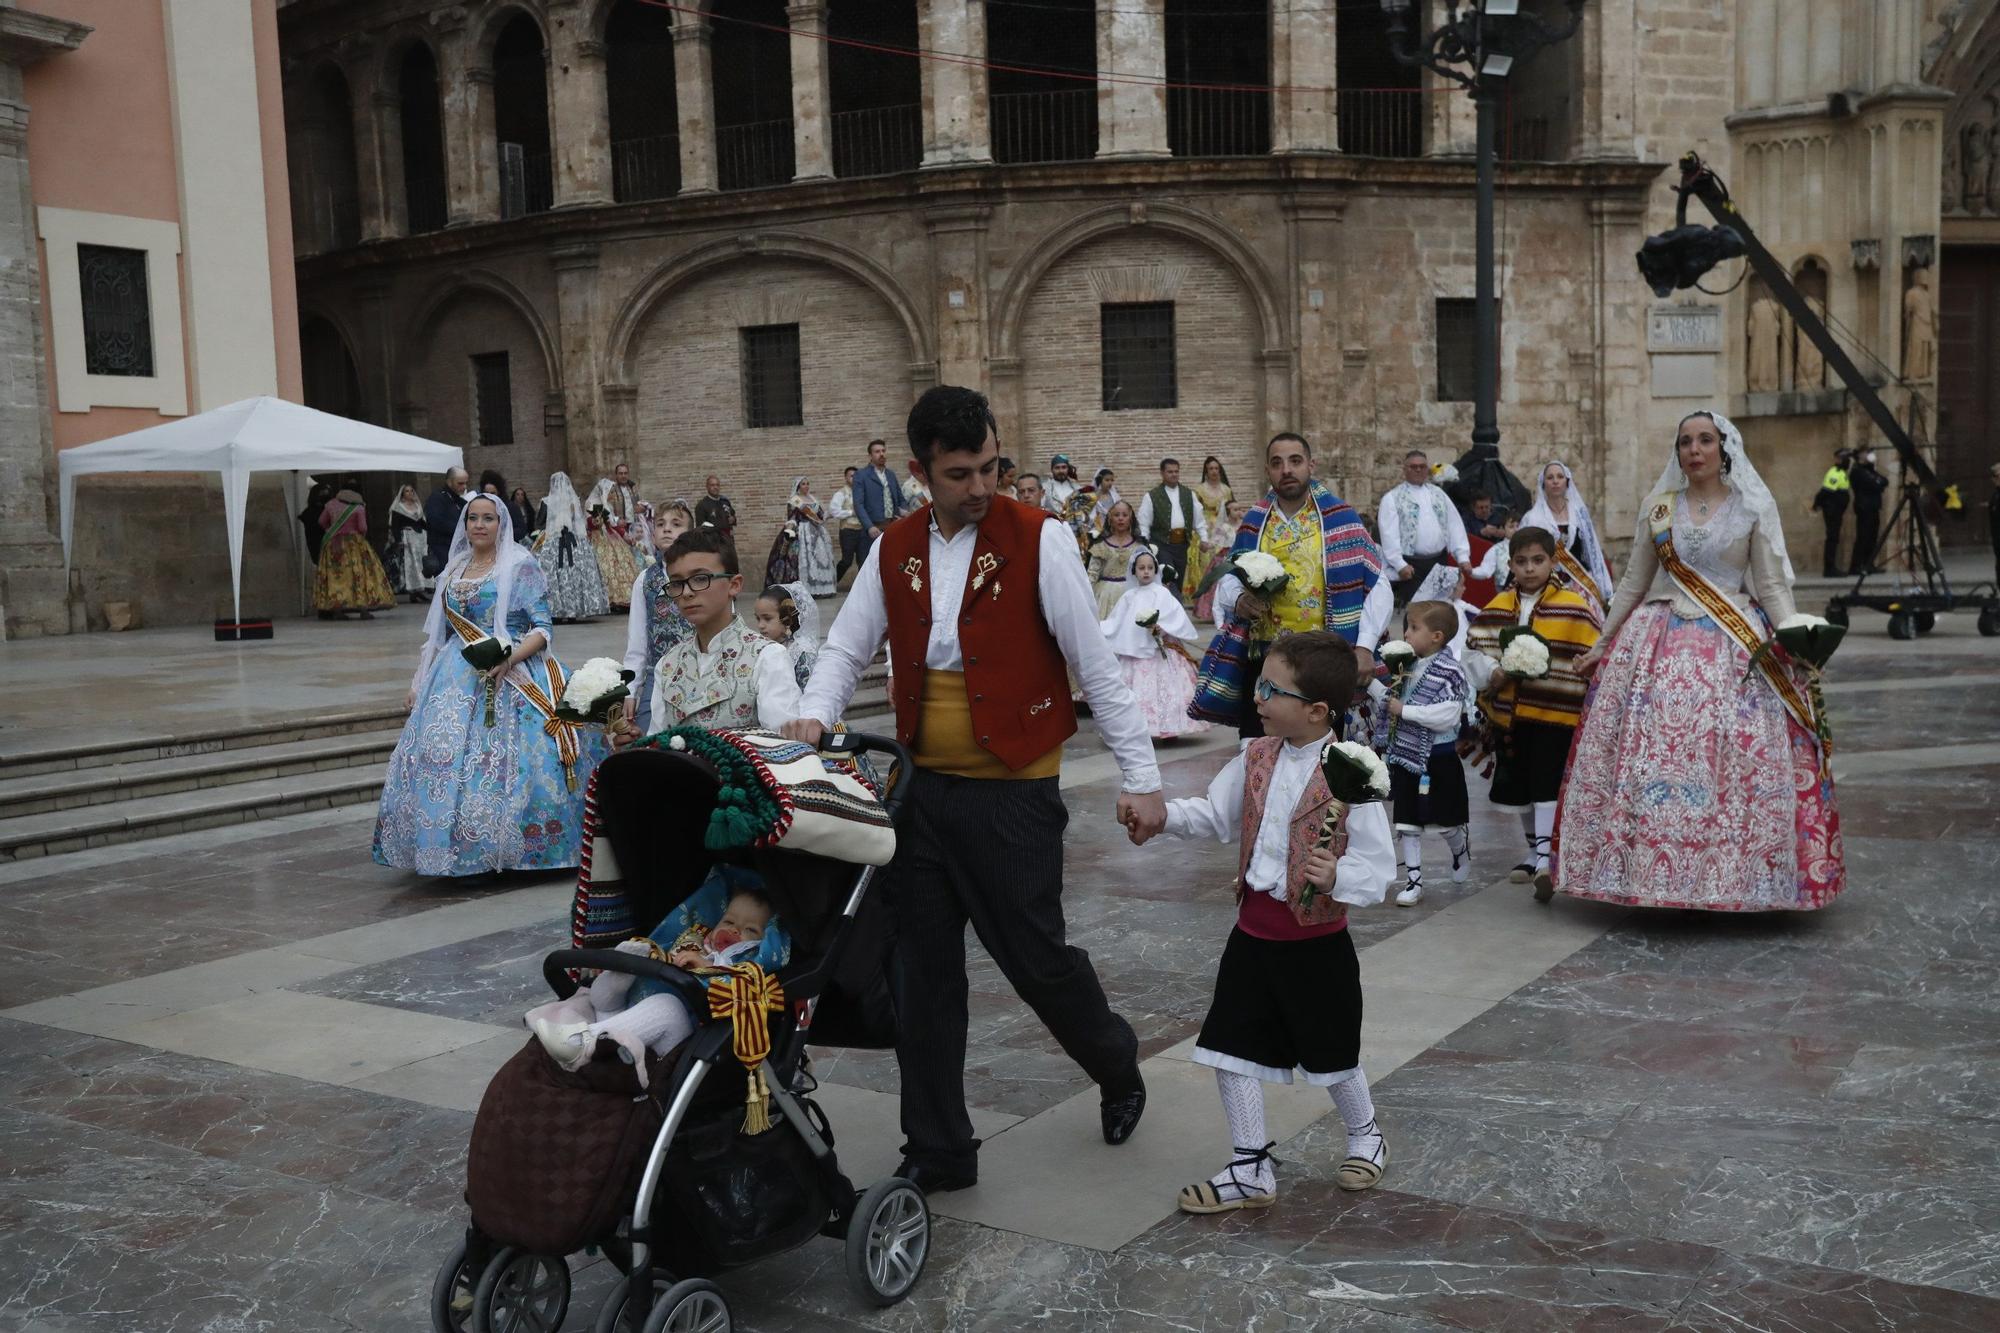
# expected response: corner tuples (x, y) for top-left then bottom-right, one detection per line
(58, 396), (465, 625)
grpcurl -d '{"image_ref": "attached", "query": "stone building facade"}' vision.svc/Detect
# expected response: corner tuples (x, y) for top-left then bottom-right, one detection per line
(272, 0), (1991, 597)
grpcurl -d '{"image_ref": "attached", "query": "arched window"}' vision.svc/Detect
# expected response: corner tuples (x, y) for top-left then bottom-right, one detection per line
(987, 0), (1096, 164)
(711, 0), (794, 189)
(399, 43), (449, 233)
(1167, 0), (1268, 157)
(290, 66), (362, 252)
(607, 0), (681, 201)
(492, 11), (553, 216)
(300, 315), (363, 422)
(828, 3), (920, 178)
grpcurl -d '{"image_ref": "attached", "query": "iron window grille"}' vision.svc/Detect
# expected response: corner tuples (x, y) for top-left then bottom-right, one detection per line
(1101, 302), (1177, 411)
(1435, 298), (1501, 403)
(741, 323), (804, 428)
(472, 352), (515, 445)
(79, 244), (154, 377)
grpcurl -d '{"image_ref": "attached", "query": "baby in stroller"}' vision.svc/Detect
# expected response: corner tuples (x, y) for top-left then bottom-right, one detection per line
(524, 864), (792, 1086)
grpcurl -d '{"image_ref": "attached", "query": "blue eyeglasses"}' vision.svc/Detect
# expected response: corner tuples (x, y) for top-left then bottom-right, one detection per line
(1254, 678), (1313, 705)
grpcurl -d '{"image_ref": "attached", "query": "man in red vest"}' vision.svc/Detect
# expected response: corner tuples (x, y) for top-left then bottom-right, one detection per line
(786, 386), (1164, 1194)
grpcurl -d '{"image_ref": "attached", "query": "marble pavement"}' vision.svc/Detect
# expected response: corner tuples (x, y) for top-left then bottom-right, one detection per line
(2, 596), (1998, 1330)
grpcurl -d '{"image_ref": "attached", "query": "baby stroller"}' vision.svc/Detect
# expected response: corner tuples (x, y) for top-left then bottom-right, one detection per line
(431, 728), (918, 1333)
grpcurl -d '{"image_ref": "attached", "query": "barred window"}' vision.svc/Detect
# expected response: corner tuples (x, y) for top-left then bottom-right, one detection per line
(472, 352), (514, 446)
(1101, 302), (1176, 410)
(1436, 298), (1501, 403)
(741, 323), (803, 429)
(79, 244), (155, 377)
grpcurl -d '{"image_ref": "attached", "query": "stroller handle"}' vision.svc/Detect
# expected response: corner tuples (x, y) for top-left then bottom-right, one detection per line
(542, 947), (709, 1006)
(818, 729), (914, 818)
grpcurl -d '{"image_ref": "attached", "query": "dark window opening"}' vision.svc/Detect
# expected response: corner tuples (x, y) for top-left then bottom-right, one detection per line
(79, 244), (155, 378)
(1101, 303), (1177, 411)
(607, 0), (681, 201)
(741, 323), (803, 428)
(400, 45), (449, 233)
(1166, 0), (1269, 158)
(473, 351), (515, 445)
(1435, 298), (1501, 402)
(829, 2), (921, 178)
(1336, 8), (1422, 157)
(988, 0), (1096, 164)
(493, 14), (553, 216)
(712, 0), (794, 189)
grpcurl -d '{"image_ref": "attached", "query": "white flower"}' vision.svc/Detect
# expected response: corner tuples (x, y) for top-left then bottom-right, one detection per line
(1326, 739), (1392, 800)
(1777, 613), (1829, 631)
(1500, 635), (1552, 678)
(668, 735), (688, 751)
(1135, 609), (1160, 628)
(562, 656), (628, 712)
(1378, 638), (1416, 663)
(1232, 550), (1289, 594)
(1431, 463), (1460, 485)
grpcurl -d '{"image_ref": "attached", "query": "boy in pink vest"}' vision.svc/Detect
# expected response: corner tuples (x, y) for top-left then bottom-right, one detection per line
(1132, 631), (1396, 1212)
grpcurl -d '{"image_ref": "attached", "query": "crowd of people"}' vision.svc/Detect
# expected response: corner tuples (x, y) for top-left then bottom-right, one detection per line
(359, 387), (1847, 1223)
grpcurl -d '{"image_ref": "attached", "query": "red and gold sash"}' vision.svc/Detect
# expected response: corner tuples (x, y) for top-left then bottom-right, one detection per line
(709, 962), (786, 1133)
(1645, 497), (1820, 751)
(442, 604), (586, 788)
(1553, 543), (1605, 622)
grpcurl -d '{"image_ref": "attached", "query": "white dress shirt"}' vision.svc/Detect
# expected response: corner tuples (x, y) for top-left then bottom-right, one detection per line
(1378, 482), (1471, 571)
(649, 634), (801, 731)
(1135, 485), (1204, 546)
(828, 486), (856, 525)
(622, 570), (653, 675)
(1045, 477), (1080, 511)
(795, 513), (1162, 793)
(1164, 737), (1395, 906)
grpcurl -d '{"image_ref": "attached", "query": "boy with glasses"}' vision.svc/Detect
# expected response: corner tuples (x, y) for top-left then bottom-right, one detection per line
(612, 529), (801, 742)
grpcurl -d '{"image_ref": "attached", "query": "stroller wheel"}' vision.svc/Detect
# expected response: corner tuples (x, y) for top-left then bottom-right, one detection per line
(640, 1278), (731, 1333)
(845, 1178), (930, 1307)
(471, 1248), (571, 1333)
(429, 1238), (479, 1333)
(591, 1272), (668, 1333)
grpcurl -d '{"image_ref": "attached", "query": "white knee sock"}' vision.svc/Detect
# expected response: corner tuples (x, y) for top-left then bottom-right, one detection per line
(1398, 830), (1423, 872)
(1442, 824), (1470, 873)
(1328, 1070), (1385, 1164)
(584, 994), (695, 1087)
(1518, 809), (1537, 863)
(587, 968), (638, 1012)
(1210, 1069), (1275, 1197)
(1532, 801), (1558, 871)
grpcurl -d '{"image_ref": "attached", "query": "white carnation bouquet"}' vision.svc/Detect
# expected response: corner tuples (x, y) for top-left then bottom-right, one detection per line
(1749, 613), (1846, 751)
(459, 629), (513, 727)
(1298, 741), (1392, 909)
(555, 656), (636, 725)
(1231, 549), (1290, 598)
(1497, 627), (1552, 680)
(1431, 462), (1460, 486)
(1377, 638), (1419, 749)
(1135, 609), (1160, 629)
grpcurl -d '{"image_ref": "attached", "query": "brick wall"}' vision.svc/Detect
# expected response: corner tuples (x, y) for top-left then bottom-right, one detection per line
(627, 257), (914, 572)
(1017, 230), (1262, 494)
(408, 291), (560, 497)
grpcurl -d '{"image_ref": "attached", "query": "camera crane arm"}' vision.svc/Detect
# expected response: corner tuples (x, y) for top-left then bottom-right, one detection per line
(1671, 152), (1936, 489)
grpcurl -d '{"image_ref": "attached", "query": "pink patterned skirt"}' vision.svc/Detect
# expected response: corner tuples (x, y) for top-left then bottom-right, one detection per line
(1555, 602), (1843, 912)
(1120, 648), (1212, 739)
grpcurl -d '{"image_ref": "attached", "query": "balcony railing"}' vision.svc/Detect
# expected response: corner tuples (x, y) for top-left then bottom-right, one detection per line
(990, 89), (1098, 165)
(613, 133), (682, 202)
(405, 171), (448, 234)
(717, 119), (795, 191)
(1168, 87), (1270, 158)
(499, 142), (553, 218)
(831, 104), (922, 179)
(1335, 88), (1425, 158)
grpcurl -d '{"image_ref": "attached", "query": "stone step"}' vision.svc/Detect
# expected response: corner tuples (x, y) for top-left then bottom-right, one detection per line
(0, 767), (389, 863)
(0, 706), (411, 779)
(0, 728), (407, 819)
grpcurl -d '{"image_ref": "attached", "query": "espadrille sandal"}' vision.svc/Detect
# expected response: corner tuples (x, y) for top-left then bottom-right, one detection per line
(1335, 1139), (1388, 1191)
(1177, 1144), (1277, 1215)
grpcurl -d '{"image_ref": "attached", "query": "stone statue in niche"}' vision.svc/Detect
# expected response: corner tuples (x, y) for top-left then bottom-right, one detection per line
(1903, 268), (1937, 382)
(1746, 294), (1787, 392)
(1795, 296), (1826, 390)
(1964, 110), (1995, 215)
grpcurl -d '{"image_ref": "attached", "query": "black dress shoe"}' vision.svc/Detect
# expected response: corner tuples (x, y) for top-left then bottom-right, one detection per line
(895, 1158), (977, 1194)
(1100, 1074), (1147, 1146)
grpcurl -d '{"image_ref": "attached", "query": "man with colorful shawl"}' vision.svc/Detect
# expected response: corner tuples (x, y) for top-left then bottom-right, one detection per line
(1192, 432), (1392, 737)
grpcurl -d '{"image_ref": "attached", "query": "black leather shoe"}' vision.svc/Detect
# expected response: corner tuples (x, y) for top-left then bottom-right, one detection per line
(895, 1158), (977, 1194)
(1100, 1074), (1147, 1146)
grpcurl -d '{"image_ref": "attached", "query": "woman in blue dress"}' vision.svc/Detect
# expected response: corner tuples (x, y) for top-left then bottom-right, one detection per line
(372, 494), (607, 876)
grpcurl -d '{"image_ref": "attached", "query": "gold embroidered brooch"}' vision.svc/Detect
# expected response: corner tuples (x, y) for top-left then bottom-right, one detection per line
(900, 557), (924, 593)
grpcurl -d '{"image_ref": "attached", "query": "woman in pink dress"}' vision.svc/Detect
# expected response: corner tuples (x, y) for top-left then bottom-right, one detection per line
(1557, 410), (1842, 911)
(1100, 550), (1211, 740)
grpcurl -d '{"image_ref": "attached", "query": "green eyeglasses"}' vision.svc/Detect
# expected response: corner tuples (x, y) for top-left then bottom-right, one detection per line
(1254, 678), (1312, 705)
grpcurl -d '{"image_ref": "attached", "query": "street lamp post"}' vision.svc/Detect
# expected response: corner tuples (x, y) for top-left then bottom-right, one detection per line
(1379, 1), (1587, 484)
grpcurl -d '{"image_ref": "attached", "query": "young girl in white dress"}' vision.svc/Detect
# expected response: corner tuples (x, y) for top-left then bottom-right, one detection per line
(1100, 550), (1210, 740)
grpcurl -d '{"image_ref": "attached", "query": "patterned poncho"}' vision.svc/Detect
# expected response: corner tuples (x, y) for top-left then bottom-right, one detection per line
(1372, 650), (1469, 774)
(1467, 584), (1601, 729)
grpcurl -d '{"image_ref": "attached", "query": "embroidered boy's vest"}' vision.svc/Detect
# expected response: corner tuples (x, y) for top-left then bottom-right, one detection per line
(657, 619), (769, 730)
(1236, 737), (1349, 930)
(879, 496), (1077, 772)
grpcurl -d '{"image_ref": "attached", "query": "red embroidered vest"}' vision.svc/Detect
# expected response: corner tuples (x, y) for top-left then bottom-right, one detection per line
(1236, 737), (1349, 930)
(879, 496), (1078, 771)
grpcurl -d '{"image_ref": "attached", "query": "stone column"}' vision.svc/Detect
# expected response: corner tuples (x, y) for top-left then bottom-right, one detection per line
(353, 55), (409, 242)
(919, 0), (990, 167)
(548, 0), (612, 207)
(1095, 0), (1167, 159)
(1576, 0), (1636, 159)
(926, 205), (989, 386)
(787, 1), (833, 180)
(1270, 0), (1335, 152)
(439, 18), (500, 223)
(0, 9), (91, 639)
(672, 15), (717, 194)
(551, 241), (604, 478)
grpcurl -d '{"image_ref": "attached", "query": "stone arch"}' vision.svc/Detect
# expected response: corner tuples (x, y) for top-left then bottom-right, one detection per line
(993, 202), (1287, 360)
(404, 270), (563, 393)
(606, 233), (932, 384)
(471, 0), (550, 67)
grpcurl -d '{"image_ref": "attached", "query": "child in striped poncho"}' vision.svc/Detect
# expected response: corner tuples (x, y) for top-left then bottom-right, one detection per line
(1370, 600), (1472, 907)
(1465, 527), (1602, 903)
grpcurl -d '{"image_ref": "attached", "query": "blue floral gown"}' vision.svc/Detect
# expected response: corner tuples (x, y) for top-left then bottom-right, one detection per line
(372, 562), (607, 875)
